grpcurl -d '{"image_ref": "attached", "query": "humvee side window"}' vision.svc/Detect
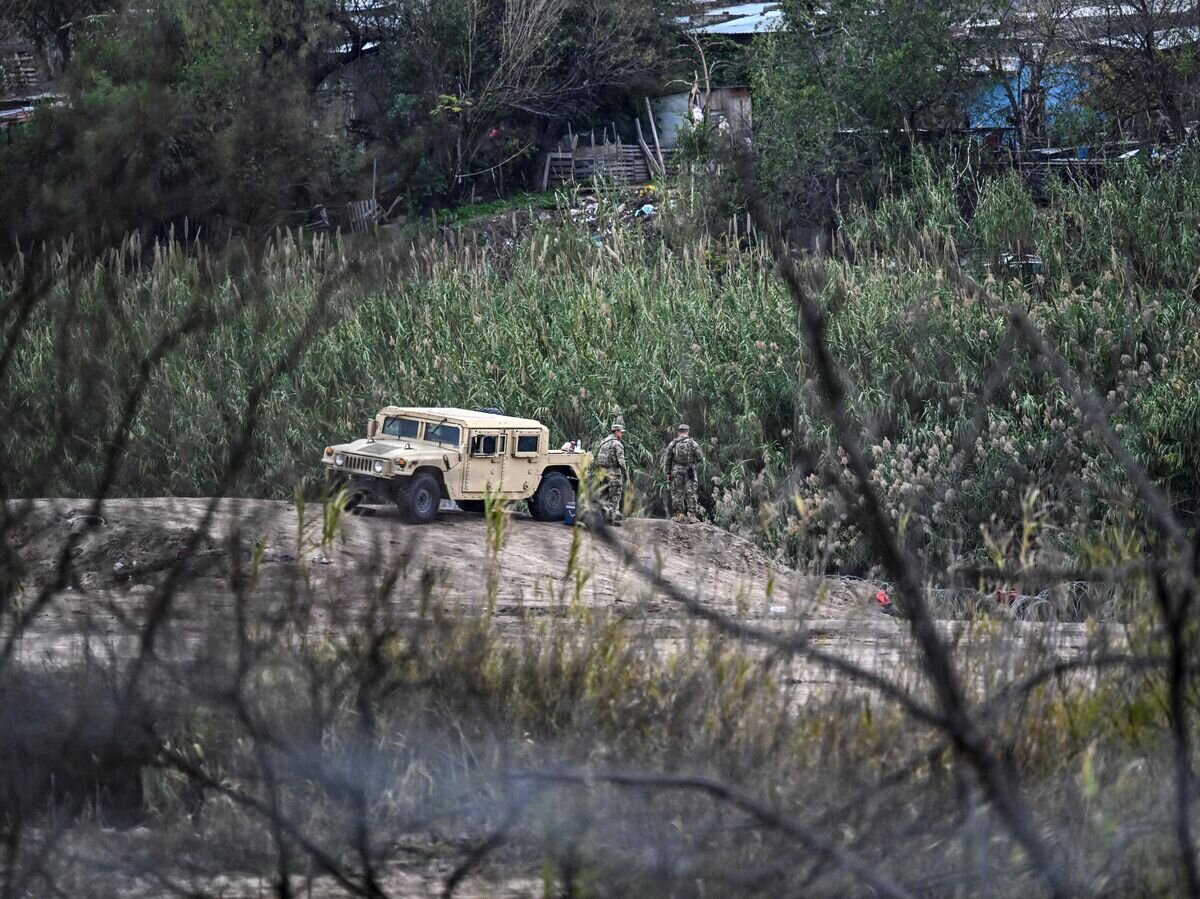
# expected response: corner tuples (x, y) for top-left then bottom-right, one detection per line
(516, 435), (539, 455)
(424, 423), (461, 446)
(470, 434), (505, 457)
(382, 416), (420, 438)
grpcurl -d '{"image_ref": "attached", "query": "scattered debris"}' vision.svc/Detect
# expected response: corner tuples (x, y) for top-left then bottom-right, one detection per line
(997, 252), (1043, 277)
(347, 198), (381, 233)
(64, 510), (106, 527)
(309, 551), (333, 565)
(994, 588), (1019, 606)
(112, 559), (138, 579)
(63, 510), (107, 536)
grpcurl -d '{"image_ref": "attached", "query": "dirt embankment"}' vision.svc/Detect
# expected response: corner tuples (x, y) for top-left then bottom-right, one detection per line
(6, 498), (1106, 697)
(4, 498), (882, 662)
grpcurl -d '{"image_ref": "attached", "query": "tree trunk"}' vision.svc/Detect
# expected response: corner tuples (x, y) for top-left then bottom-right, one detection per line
(54, 26), (72, 75)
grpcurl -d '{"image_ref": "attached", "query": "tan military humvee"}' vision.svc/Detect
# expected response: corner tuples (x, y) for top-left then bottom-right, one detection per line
(321, 407), (590, 523)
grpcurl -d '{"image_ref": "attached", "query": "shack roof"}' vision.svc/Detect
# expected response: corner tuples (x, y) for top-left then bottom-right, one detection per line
(695, 9), (784, 33)
(679, 2), (784, 34)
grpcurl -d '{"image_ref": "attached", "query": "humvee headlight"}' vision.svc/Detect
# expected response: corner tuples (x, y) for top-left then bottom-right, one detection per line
(334, 453), (346, 467)
(373, 460), (385, 474)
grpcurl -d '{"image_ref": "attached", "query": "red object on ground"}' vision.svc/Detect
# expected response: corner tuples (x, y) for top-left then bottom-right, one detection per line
(875, 589), (898, 616)
(994, 589), (1018, 605)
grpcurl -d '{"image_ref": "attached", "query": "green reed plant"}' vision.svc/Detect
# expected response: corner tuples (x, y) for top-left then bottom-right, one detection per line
(5, 151), (1200, 586)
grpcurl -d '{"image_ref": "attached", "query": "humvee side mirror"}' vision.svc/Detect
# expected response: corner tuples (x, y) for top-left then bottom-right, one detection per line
(367, 419), (378, 439)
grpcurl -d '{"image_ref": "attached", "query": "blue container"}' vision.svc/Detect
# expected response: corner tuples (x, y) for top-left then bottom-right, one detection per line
(564, 501), (576, 525)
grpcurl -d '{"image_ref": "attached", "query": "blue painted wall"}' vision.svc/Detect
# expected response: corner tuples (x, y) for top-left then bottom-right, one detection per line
(966, 65), (1087, 129)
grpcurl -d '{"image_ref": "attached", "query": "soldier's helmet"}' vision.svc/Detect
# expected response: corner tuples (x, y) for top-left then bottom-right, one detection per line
(677, 423), (690, 432)
(611, 419), (626, 432)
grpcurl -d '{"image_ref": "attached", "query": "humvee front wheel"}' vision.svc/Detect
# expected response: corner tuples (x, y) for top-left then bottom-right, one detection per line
(396, 472), (440, 524)
(529, 472), (574, 521)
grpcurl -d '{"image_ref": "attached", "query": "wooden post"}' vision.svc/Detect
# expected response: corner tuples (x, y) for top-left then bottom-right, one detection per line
(634, 118), (662, 179)
(645, 97), (666, 172)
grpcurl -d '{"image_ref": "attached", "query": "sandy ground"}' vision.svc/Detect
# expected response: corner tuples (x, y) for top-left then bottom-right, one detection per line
(5, 497), (866, 655)
(4, 498), (1100, 695)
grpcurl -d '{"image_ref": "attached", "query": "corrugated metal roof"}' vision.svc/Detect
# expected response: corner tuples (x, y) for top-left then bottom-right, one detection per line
(701, 2), (778, 16)
(680, 2), (785, 34)
(695, 9), (784, 33)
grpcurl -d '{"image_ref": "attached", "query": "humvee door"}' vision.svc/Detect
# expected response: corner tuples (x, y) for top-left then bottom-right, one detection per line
(463, 431), (507, 494)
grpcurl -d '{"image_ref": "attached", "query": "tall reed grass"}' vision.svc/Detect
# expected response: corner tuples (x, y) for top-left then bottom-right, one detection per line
(5, 152), (1200, 577)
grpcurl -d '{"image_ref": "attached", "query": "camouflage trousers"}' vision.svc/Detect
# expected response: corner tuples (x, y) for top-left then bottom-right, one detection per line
(669, 465), (701, 520)
(597, 469), (625, 522)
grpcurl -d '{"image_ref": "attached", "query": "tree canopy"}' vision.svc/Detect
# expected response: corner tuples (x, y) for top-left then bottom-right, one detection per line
(0, 0), (675, 245)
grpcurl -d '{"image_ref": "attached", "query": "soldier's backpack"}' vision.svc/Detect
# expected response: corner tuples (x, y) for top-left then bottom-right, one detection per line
(596, 435), (618, 467)
(671, 437), (700, 467)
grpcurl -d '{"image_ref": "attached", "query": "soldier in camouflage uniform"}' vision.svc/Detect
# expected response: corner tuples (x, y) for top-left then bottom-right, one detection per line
(664, 423), (704, 522)
(594, 420), (627, 525)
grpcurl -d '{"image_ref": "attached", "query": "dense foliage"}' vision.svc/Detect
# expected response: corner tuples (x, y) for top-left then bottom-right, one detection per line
(749, 0), (973, 222)
(0, 3), (355, 241)
(0, 0), (673, 243)
(6, 152), (1200, 578)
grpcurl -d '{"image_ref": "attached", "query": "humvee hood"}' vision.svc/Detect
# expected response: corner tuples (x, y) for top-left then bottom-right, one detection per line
(334, 438), (456, 460)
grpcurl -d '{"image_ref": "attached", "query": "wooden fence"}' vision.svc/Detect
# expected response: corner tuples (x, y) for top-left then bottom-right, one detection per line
(540, 138), (674, 190)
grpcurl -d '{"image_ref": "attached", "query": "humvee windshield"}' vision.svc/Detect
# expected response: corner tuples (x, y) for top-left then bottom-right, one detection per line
(383, 416), (421, 438)
(424, 422), (461, 446)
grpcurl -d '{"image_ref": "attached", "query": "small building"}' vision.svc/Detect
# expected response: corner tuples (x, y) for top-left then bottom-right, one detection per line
(651, 86), (753, 148)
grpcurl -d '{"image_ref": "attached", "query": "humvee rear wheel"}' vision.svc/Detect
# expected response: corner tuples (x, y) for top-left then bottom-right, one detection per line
(530, 472), (573, 521)
(396, 472), (440, 524)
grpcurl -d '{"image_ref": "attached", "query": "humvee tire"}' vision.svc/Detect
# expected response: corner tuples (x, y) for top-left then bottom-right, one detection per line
(529, 472), (573, 521)
(397, 471), (440, 524)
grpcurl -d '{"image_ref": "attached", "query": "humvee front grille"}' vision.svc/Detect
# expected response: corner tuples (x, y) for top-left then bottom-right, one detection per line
(345, 455), (376, 473)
